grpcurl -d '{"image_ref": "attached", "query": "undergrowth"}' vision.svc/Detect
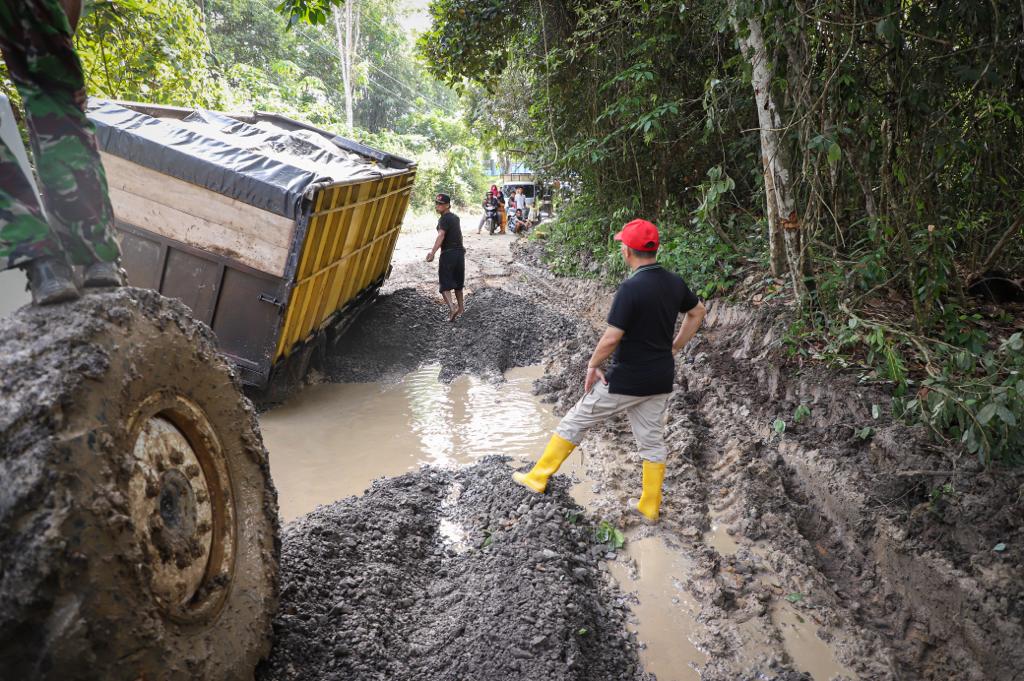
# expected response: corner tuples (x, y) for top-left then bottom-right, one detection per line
(788, 232), (1024, 466)
(540, 191), (747, 299)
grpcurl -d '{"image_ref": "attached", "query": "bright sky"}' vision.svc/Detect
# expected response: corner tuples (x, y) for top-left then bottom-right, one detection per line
(396, 0), (432, 35)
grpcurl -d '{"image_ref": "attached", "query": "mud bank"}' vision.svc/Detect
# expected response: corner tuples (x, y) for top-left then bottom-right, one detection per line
(323, 286), (579, 383)
(257, 457), (649, 681)
(524, 249), (1023, 680)
(685, 303), (1024, 680)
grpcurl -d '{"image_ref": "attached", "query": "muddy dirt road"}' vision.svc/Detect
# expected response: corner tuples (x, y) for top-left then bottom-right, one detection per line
(257, 212), (1022, 680)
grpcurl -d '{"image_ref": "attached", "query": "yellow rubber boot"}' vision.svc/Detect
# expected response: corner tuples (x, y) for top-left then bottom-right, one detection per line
(512, 434), (576, 493)
(634, 461), (666, 523)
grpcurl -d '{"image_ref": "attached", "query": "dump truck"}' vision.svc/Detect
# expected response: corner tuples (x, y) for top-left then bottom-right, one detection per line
(0, 99), (416, 680)
(88, 100), (417, 392)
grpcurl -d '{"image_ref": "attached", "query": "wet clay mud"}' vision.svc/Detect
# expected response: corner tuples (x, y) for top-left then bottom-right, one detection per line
(257, 458), (651, 681)
(322, 286), (579, 384)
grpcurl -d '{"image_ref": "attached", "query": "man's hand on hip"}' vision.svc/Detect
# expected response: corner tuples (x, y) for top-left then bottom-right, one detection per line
(584, 366), (606, 393)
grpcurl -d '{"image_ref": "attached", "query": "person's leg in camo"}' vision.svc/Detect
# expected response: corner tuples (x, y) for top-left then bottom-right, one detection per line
(0, 0), (121, 304)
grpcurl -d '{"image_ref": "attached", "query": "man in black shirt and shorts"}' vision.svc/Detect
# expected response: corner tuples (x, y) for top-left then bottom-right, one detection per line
(426, 193), (465, 321)
(513, 219), (706, 523)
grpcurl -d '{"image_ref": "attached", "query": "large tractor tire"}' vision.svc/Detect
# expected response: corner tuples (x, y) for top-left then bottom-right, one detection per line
(0, 288), (280, 680)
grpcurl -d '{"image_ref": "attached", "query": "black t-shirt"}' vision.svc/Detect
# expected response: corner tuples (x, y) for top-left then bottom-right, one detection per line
(437, 211), (463, 252)
(605, 264), (700, 396)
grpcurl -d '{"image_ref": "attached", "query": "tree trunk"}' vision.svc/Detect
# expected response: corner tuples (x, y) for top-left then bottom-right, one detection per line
(333, 0), (361, 135)
(733, 6), (806, 297)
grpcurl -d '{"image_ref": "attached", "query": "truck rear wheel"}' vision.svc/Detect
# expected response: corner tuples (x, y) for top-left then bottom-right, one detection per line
(0, 288), (279, 680)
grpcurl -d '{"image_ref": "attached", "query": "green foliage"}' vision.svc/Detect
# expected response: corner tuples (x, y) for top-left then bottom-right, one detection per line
(793, 404), (811, 424)
(819, 302), (1024, 463)
(542, 192), (745, 299)
(594, 521), (625, 550)
(276, 0), (341, 28)
(77, 0), (223, 107)
(928, 483), (956, 515)
(898, 333), (1024, 466)
(361, 111), (488, 211)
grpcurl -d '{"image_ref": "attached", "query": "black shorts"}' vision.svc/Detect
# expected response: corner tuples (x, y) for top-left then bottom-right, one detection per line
(438, 249), (465, 292)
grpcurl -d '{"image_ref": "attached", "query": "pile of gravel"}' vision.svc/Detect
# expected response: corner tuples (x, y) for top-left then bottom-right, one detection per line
(325, 287), (579, 383)
(257, 458), (649, 681)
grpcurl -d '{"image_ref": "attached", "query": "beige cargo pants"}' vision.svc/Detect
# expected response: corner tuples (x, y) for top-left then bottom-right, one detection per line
(555, 381), (670, 462)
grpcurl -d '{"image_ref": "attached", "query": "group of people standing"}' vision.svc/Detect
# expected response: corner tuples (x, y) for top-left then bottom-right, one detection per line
(478, 185), (531, 235)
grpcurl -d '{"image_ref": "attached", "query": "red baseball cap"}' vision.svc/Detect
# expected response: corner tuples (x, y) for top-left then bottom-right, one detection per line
(614, 219), (659, 251)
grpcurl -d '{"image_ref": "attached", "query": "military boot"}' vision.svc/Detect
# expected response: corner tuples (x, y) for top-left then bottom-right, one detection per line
(83, 261), (125, 288)
(24, 256), (80, 305)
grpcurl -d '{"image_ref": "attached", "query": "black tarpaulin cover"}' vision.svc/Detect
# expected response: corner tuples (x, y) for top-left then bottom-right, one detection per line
(88, 100), (402, 220)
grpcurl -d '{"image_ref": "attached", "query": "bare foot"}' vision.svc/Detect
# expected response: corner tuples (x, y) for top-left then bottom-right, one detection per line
(452, 305), (465, 322)
(448, 304), (459, 322)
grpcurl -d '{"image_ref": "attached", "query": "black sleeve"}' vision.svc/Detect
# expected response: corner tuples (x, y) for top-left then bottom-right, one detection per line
(679, 278), (700, 313)
(607, 285), (634, 330)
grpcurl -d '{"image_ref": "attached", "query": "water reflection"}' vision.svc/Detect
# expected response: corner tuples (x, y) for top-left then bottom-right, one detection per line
(260, 364), (559, 521)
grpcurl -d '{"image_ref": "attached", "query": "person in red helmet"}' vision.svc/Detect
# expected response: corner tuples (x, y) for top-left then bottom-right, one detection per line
(512, 219), (706, 523)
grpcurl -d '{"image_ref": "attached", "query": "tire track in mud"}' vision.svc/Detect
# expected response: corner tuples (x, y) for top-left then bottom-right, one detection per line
(553, 395), (878, 680)
(515, 236), (1021, 681)
(513, 249), (891, 680)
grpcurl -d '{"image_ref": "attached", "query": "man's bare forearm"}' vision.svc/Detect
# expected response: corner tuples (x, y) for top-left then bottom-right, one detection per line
(672, 302), (707, 353)
(429, 231), (445, 256)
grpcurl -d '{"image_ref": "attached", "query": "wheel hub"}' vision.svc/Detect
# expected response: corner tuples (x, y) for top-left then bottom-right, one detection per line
(127, 398), (236, 621)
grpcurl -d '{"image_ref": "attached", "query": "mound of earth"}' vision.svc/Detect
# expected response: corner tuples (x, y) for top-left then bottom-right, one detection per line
(324, 286), (579, 383)
(257, 457), (649, 681)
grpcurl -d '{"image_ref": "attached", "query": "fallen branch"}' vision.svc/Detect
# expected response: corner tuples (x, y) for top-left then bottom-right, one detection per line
(978, 215), (1024, 273)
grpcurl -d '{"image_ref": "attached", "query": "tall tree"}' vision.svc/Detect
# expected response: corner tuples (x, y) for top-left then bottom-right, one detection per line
(332, 0), (361, 134)
(730, 3), (799, 286)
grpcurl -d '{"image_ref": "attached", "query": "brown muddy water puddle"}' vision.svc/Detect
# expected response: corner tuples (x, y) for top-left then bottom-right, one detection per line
(260, 364), (560, 520)
(260, 364), (852, 680)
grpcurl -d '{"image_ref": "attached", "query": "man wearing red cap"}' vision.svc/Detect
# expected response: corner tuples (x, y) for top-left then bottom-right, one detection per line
(513, 219), (706, 523)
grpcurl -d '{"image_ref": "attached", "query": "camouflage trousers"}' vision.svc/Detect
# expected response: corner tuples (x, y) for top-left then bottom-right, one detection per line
(0, 0), (119, 270)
